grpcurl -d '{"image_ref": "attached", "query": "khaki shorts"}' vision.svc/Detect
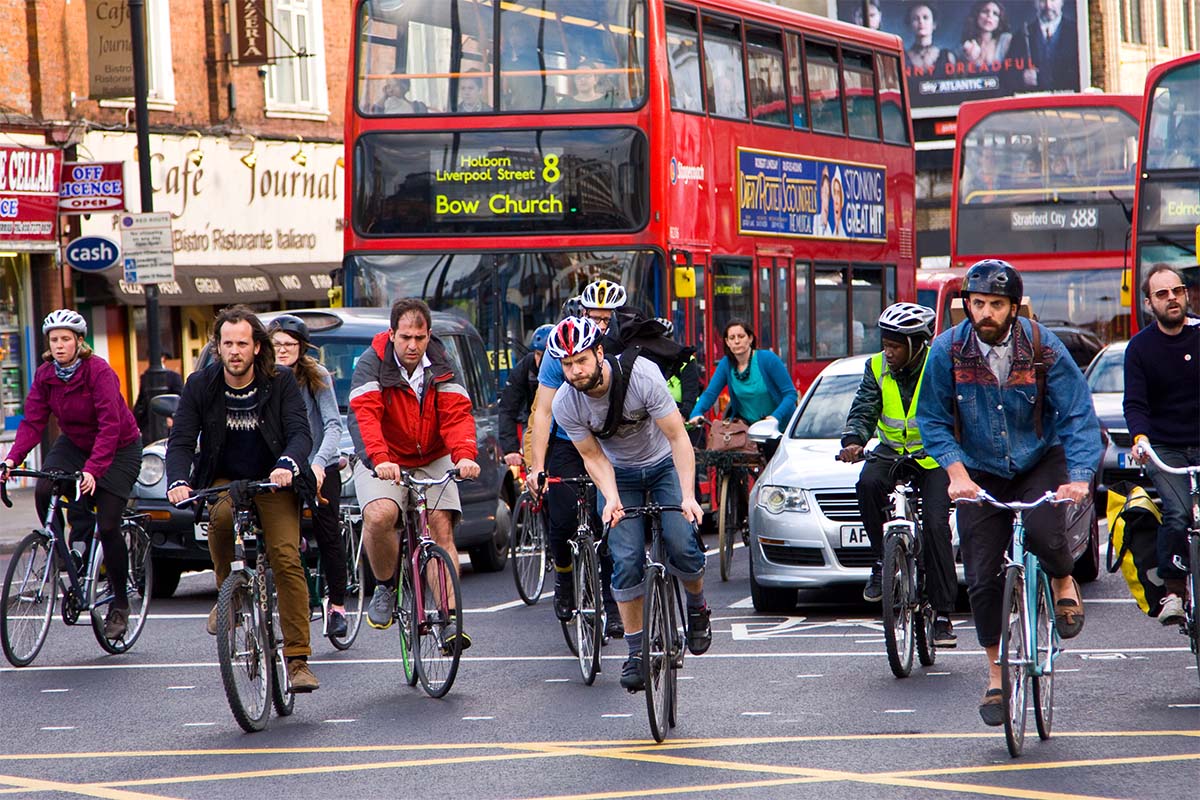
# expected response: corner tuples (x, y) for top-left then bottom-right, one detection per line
(353, 455), (462, 516)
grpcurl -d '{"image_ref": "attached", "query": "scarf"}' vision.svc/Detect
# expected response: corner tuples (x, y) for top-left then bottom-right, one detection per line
(54, 358), (82, 383)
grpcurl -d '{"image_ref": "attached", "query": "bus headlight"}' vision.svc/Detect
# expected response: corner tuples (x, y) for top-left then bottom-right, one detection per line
(137, 453), (165, 487)
(758, 485), (809, 514)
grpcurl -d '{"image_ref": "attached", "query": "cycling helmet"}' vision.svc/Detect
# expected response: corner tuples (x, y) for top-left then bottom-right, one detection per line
(561, 296), (585, 319)
(579, 279), (627, 310)
(529, 323), (554, 353)
(546, 316), (601, 359)
(42, 309), (87, 336)
(267, 314), (311, 344)
(961, 259), (1023, 301)
(878, 303), (935, 340)
(654, 317), (675, 337)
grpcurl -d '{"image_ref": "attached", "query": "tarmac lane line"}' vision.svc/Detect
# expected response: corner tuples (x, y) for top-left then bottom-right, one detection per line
(882, 749), (1200, 780)
(0, 773), (181, 800)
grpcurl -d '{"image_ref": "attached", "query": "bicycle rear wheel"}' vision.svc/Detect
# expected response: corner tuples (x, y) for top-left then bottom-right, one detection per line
(642, 570), (674, 743)
(1, 532), (57, 667)
(216, 571), (271, 732)
(414, 544), (463, 698)
(89, 518), (153, 654)
(1032, 570), (1054, 740)
(330, 514), (365, 650)
(399, 562), (417, 686)
(717, 474), (737, 582)
(1189, 533), (1200, 684)
(512, 492), (548, 605)
(1000, 568), (1028, 757)
(574, 539), (602, 685)
(266, 570), (294, 718)
(915, 602), (937, 667)
(881, 534), (915, 678)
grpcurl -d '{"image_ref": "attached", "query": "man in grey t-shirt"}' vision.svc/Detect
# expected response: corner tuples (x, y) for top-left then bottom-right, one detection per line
(547, 316), (710, 694)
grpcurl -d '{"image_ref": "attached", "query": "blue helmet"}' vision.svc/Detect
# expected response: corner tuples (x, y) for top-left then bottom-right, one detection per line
(529, 324), (554, 352)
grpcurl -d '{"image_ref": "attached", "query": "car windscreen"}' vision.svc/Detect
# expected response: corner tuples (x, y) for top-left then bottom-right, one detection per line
(312, 338), (374, 412)
(1086, 348), (1124, 393)
(788, 371), (862, 440)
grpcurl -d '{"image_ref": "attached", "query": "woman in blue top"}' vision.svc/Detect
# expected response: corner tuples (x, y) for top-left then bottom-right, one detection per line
(688, 320), (797, 426)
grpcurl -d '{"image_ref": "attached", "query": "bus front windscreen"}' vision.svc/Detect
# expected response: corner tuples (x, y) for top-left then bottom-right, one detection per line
(352, 128), (649, 235)
(956, 106), (1138, 256)
(1142, 59), (1200, 170)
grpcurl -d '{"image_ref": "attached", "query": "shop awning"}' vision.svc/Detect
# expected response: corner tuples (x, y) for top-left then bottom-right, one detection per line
(265, 262), (338, 304)
(93, 262), (337, 307)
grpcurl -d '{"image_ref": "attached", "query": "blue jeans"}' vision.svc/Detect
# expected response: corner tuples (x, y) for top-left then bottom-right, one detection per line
(602, 456), (705, 603)
(1146, 445), (1200, 581)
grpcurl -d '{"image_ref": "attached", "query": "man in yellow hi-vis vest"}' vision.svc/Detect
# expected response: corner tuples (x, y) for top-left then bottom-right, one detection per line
(838, 303), (958, 648)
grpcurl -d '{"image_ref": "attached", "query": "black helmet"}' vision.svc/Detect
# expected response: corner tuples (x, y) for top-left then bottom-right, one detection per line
(961, 259), (1023, 301)
(560, 296), (585, 319)
(268, 314), (311, 345)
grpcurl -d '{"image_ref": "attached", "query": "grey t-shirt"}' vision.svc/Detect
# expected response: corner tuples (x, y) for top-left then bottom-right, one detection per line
(552, 356), (677, 468)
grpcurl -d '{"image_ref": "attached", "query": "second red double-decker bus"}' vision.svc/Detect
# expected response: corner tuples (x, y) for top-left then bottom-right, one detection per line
(343, 0), (916, 390)
(950, 92), (1142, 361)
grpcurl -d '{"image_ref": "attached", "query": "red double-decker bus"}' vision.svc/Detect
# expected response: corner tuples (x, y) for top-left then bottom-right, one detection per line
(1131, 53), (1200, 334)
(950, 93), (1142, 361)
(343, 0), (916, 390)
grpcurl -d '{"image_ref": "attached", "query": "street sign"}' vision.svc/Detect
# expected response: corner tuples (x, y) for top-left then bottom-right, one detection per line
(119, 212), (175, 285)
(64, 235), (121, 271)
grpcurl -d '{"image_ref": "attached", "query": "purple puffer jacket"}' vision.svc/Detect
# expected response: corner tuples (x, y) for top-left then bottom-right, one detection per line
(4, 355), (141, 480)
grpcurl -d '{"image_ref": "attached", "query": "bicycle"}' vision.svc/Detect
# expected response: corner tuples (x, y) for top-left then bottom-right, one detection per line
(956, 490), (1072, 757)
(1, 468), (152, 667)
(871, 452), (938, 678)
(695, 437), (765, 582)
(1136, 441), (1200, 683)
(511, 479), (551, 605)
(614, 503), (694, 743)
(177, 481), (292, 732)
(301, 501), (366, 650)
(388, 468), (466, 698)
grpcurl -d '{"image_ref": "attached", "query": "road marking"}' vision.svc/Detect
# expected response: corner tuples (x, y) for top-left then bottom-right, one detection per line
(1056, 668), (1081, 673)
(795, 674), (823, 678)
(925, 672), (950, 676)
(677, 675), (695, 680)
(166, 686), (194, 690)
(38, 726), (75, 731)
(600, 714), (632, 719)
(323, 719), (357, 723)
(545, 678), (569, 682)
(729, 596), (755, 608)
(1167, 704), (1200, 709)
(883, 709), (915, 714)
(181, 723), (215, 728)
(462, 716), (495, 721)
(39, 688), (69, 693)
(740, 712), (771, 716)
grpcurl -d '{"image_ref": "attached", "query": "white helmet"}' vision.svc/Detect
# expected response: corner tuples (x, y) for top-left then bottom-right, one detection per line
(579, 279), (627, 310)
(878, 303), (935, 340)
(42, 309), (87, 336)
(546, 316), (601, 359)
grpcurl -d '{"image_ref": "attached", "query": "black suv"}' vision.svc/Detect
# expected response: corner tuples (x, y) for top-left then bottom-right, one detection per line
(134, 308), (516, 597)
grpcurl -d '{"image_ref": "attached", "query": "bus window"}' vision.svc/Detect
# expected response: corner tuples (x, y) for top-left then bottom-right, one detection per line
(666, 7), (704, 113)
(746, 28), (788, 126)
(1145, 61), (1200, 169)
(757, 262), (774, 350)
(786, 33), (807, 129)
(842, 50), (879, 140)
(814, 265), (849, 358)
(876, 53), (908, 144)
(851, 264), (883, 354)
(795, 262), (812, 360)
(806, 42), (844, 135)
(703, 17), (747, 120)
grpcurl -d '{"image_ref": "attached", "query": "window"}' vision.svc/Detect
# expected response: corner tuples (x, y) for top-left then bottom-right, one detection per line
(100, 0), (175, 108)
(710, 258), (752, 343)
(757, 263), (773, 349)
(1123, 0), (1145, 44)
(786, 33), (807, 129)
(1157, 0), (1169, 45)
(842, 50), (878, 140)
(814, 265), (849, 358)
(703, 17), (746, 119)
(1187, 0), (1197, 49)
(876, 54), (908, 144)
(268, 0), (330, 116)
(746, 28), (787, 125)
(666, 7), (704, 113)
(806, 42), (844, 135)
(850, 265), (882, 355)
(794, 262), (811, 359)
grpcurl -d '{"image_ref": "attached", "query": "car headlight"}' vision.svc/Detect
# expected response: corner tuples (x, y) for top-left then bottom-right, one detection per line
(137, 453), (165, 487)
(757, 485), (810, 514)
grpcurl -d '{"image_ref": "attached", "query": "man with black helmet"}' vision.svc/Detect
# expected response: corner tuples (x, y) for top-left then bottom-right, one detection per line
(840, 303), (957, 648)
(916, 259), (1102, 727)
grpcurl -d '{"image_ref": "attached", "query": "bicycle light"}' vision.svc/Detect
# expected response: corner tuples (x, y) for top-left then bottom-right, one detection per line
(759, 486), (809, 514)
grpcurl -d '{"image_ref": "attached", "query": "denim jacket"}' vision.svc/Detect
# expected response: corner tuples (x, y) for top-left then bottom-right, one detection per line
(916, 318), (1102, 482)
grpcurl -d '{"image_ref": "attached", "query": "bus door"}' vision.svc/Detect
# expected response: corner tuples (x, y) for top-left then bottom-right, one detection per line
(755, 252), (792, 367)
(674, 250), (708, 379)
(707, 256), (754, 372)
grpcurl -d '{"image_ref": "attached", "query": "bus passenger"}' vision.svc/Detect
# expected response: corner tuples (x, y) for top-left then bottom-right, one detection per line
(380, 78), (427, 114)
(456, 70), (491, 113)
(559, 60), (615, 109)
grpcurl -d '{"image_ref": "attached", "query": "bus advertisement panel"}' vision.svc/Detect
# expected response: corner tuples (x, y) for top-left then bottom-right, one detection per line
(831, 0), (1089, 117)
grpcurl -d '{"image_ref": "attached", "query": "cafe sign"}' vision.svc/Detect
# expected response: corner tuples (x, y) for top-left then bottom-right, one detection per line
(0, 145), (62, 248)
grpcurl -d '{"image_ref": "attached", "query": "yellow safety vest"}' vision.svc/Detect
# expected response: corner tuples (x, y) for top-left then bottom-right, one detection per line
(869, 352), (938, 469)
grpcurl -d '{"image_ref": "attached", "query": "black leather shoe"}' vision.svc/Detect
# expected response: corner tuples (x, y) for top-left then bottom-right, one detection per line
(553, 574), (575, 622)
(979, 688), (1005, 727)
(326, 610), (348, 639)
(620, 655), (644, 692)
(687, 605), (712, 656)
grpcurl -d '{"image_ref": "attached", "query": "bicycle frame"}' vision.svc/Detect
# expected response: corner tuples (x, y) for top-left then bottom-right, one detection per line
(398, 470), (459, 637)
(1007, 512), (1059, 682)
(6, 470), (96, 614)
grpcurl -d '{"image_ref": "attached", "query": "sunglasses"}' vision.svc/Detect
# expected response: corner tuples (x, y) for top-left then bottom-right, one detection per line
(1151, 285), (1187, 301)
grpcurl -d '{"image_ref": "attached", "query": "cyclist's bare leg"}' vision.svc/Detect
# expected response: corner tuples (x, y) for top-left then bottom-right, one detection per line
(985, 644), (1001, 690)
(427, 510), (459, 576)
(1050, 575), (1078, 605)
(618, 577), (702, 634)
(362, 498), (400, 582)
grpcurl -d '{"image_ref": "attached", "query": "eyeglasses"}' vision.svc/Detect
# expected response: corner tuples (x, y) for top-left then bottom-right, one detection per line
(273, 340), (300, 351)
(1151, 285), (1187, 301)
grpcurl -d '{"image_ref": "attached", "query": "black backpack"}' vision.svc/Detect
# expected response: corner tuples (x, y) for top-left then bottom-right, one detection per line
(594, 347), (641, 440)
(606, 309), (695, 383)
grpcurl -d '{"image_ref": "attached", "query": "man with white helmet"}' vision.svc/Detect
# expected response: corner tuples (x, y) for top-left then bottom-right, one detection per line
(839, 302), (957, 647)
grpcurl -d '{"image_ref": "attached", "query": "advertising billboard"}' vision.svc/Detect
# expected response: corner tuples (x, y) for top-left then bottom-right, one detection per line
(831, 0), (1090, 118)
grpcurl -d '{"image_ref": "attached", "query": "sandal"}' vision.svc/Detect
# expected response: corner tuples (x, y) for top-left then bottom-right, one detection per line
(1055, 576), (1085, 639)
(979, 688), (1004, 727)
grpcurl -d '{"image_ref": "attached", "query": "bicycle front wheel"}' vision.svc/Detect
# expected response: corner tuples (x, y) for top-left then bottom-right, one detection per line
(89, 518), (154, 654)
(1032, 570), (1054, 741)
(216, 571), (272, 732)
(414, 545), (463, 698)
(1000, 567), (1029, 757)
(574, 539), (602, 685)
(881, 534), (915, 678)
(1, 532), (57, 667)
(330, 514), (365, 650)
(512, 492), (548, 605)
(266, 570), (294, 718)
(642, 570), (674, 743)
(717, 474), (737, 582)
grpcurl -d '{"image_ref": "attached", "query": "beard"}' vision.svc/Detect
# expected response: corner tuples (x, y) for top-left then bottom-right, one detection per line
(974, 316), (1013, 345)
(568, 358), (604, 393)
(223, 355), (253, 377)
(1152, 301), (1186, 328)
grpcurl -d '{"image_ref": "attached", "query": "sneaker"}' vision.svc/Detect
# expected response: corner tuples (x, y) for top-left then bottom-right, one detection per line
(442, 615), (472, 654)
(620, 654), (644, 692)
(553, 573), (575, 622)
(1159, 593), (1186, 626)
(367, 585), (396, 630)
(862, 562), (883, 602)
(103, 606), (128, 640)
(604, 605), (625, 640)
(686, 605), (712, 656)
(326, 610), (348, 639)
(934, 616), (957, 648)
(979, 688), (1004, 727)
(286, 659), (319, 693)
(206, 604), (218, 636)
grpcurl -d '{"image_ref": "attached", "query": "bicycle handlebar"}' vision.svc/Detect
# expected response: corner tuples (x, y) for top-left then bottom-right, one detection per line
(1135, 440), (1200, 478)
(398, 468), (461, 489)
(0, 467), (82, 508)
(172, 481), (280, 509)
(954, 489), (1073, 511)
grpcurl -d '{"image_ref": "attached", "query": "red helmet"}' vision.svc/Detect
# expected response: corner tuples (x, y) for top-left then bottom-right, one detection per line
(547, 316), (601, 359)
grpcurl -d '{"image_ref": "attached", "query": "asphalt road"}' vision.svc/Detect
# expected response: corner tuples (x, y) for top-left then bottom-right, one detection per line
(1, 536), (1197, 800)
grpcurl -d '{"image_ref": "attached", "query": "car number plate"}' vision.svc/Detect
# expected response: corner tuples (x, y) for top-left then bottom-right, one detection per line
(840, 525), (870, 547)
(194, 522), (255, 542)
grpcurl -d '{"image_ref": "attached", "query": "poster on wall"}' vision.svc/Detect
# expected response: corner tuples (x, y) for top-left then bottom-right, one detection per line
(831, 0), (1090, 118)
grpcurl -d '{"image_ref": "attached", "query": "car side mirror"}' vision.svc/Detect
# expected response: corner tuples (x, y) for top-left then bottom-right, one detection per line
(747, 418), (781, 442)
(150, 394), (180, 419)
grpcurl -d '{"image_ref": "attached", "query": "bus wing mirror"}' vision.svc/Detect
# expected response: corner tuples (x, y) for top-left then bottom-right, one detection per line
(671, 249), (696, 298)
(1120, 268), (1132, 308)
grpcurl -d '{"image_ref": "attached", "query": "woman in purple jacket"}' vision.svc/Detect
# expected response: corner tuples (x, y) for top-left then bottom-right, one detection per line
(1, 310), (142, 640)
